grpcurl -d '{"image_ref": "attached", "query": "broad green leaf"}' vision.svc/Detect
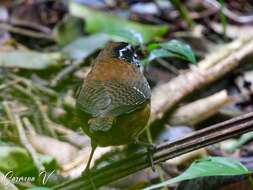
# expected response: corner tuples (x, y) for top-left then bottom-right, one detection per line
(147, 43), (159, 50)
(106, 28), (144, 45)
(62, 33), (110, 60)
(159, 40), (196, 64)
(0, 145), (56, 176)
(0, 51), (63, 69)
(0, 146), (36, 176)
(144, 157), (249, 190)
(142, 48), (177, 64)
(69, 2), (168, 44)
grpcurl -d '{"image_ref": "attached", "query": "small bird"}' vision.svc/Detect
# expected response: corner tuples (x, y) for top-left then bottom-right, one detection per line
(76, 41), (151, 173)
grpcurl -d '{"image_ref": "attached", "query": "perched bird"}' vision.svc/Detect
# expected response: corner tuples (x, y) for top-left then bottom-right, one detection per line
(76, 41), (151, 173)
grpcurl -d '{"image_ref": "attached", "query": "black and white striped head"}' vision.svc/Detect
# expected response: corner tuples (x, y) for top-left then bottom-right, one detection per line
(112, 42), (141, 68)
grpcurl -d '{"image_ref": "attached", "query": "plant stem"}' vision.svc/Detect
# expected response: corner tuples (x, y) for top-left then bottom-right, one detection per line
(146, 128), (169, 190)
(170, 0), (193, 28)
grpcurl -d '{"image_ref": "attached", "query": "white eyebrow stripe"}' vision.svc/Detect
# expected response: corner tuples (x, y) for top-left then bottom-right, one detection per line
(126, 44), (132, 50)
(119, 48), (124, 57)
(119, 44), (132, 57)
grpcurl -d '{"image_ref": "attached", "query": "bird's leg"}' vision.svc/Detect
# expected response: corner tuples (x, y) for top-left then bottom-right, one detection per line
(83, 140), (97, 175)
(82, 140), (97, 190)
(134, 138), (156, 172)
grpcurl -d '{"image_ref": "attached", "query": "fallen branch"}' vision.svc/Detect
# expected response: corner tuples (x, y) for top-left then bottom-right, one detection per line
(54, 112), (253, 190)
(150, 35), (253, 125)
(169, 90), (232, 125)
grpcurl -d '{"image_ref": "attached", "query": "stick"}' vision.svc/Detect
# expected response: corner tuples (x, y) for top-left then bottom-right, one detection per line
(150, 34), (253, 125)
(14, 114), (45, 172)
(3, 102), (45, 172)
(169, 90), (232, 125)
(53, 112), (253, 190)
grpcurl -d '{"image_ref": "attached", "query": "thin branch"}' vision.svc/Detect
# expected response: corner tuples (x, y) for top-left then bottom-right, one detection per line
(50, 60), (84, 87)
(14, 114), (45, 172)
(53, 112), (253, 190)
(0, 23), (54, 40)
(12, 84), (57, 138)
(9, 18), (51, 34)
(8, 73), (58, 98)
(170, 0), (193, 27)
(150, 34), (253, 125)
(204, 0), (253, 24)
(3, 102), (45, 172)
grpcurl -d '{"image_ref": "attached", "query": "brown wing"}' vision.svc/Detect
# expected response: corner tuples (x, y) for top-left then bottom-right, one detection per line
(76, 79), (151, 117)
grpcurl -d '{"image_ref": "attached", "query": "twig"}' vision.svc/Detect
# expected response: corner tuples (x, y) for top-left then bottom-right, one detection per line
(145, 128), (169, 190)
(22, 117), (36, 135)
(0, 78), (22, 90)
(150, 34), (253, 125)
(169, 90), (232, 125)
(3, 102), (45, 172)
(12, 84), (57, 138)
(9, 18), (51, 34)
(204, 0), (253, 24)
(50, 60), (83, 87)
(156, 58), (179, 75)
(170, 0), (193, 27)
(14, 114), (45, 172)
(0, 23), (54, 40)
(8, 73), (58, 98)
(54, 112), (253, 190)
(2, 101), (18, 137)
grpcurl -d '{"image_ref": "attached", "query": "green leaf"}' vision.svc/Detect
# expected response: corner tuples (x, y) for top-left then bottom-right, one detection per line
(0, 51), (63, 70)
(144, 157), (249, 190)
(53, 15), (84, 46)
(159, 39), (196, 64)
(69, 2), (168, 44)
(147, 43), (159, 50)
(0, 145), (57, 176)
(39, 154), (58, 171)
(27, 188), (52, 190)
(106, 28), (144, 45)
(142, 48), (177, 64)
(0, 146), (35, 176)
(62, 33), (110, 60)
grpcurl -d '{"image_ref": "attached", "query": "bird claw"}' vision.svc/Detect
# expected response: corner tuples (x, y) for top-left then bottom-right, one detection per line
(147, 146), (156, 172)
(134, 139), (156, 172)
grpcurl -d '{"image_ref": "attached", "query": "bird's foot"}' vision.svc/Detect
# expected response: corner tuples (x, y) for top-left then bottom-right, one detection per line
(134, 139), (156, 172)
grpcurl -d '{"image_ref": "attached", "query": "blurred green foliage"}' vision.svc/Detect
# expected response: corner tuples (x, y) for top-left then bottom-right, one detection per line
(145, 156), (250, 190)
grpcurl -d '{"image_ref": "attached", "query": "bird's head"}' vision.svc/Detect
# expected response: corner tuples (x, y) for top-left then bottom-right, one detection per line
(101, 41), (141, 68)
